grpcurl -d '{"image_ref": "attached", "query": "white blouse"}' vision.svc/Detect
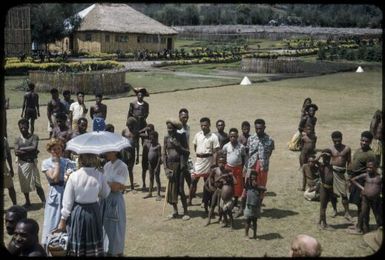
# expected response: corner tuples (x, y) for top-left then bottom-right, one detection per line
(103, 159), (129, 185)
(61, 167), (110, 220)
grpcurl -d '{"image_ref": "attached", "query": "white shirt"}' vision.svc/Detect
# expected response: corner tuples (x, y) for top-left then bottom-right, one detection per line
(192, 131), (220, 154)
(69, 102), (87, 120)
(103, 159), (129, 186)
(61, 167), (110, 220)
(222, 142), (246, 166)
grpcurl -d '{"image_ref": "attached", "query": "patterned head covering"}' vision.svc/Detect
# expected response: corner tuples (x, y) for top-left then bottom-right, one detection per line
(166, 119), (183, 130)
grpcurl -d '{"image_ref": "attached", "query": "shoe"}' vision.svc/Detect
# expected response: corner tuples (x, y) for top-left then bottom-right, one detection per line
(182, 215), (190, 221)
(143, 194), (152, 199)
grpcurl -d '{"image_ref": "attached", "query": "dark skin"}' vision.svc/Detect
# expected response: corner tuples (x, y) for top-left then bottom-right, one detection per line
(188, 120), (220, 207)
(122, 121), (138, 191)
(5, 212), (25, 236)
(9, 222), (47, 256)
(215, 121), (229, 149)
(316, 153), (337, 229)
(5, 138), (17, 205)
(348, 161), (382, 234)
(244, 174), (265, 239)
(238, 124), (250, 154)
(90, 96), (107, 120)
(299, 156), (319, 191)
(21, 86), (40, 135)
(299, 126), (317, 167)
(143, 133), (162, 199)
(205, 158), (234, 227)
(69, 93), (88, 127)
(15, 122), (46, 206)
(330, 136), (352, 219)
(139, 124), (154, 190)
(163, 123), (190, 217)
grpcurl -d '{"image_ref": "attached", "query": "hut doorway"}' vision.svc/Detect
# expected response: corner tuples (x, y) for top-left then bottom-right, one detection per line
(167, 38), (172, 50)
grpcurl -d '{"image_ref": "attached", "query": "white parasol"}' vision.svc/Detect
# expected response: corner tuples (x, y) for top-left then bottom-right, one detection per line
(65, 131), (131, 154)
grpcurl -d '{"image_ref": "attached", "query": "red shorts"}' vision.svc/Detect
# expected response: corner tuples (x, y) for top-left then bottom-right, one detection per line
(225, 164), (244, 197)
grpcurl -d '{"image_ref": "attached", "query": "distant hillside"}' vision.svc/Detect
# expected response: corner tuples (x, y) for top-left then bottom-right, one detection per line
(130, 3), (382, 28)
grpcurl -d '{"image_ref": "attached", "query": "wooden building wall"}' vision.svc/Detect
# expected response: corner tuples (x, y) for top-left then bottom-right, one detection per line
(72, 31), (176, 53)
(4, 6), (31, 56)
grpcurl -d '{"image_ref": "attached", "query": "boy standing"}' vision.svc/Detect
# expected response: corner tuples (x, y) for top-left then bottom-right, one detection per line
(348, 160), (382, 234)
(144, 131), (162, 200)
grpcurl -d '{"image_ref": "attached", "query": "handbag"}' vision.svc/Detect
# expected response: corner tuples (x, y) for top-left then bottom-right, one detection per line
(47, 231), (68, 256)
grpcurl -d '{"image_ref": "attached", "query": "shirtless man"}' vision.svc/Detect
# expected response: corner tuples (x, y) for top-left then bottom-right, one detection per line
(21, 82), (40, 135)
(163, 119), (190, 220)
(122, 117), (138, 192)
(214, 119), (229, 149)
(299, 124), (317, 168)
(316, 149), (337, 230)
(238, 121), (251, 154)
(8, 218), (47, 256)
(47, 88), (67, 138)
(348, 160), (382, 234)
(128, 88), (149, 164)
(90, 93), (107, 131)
(329, 131), (352, 220)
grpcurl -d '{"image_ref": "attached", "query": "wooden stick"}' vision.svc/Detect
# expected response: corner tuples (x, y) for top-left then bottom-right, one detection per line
(162, 177), (170, 216)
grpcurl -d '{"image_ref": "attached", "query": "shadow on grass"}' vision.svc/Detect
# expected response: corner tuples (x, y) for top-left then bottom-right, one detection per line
(329, 223), (353, 230)
(261, 208), (299, 219)
(265, 191), (277, 197)
(257, 232), (284, 240)
(25, 203), (44, 212)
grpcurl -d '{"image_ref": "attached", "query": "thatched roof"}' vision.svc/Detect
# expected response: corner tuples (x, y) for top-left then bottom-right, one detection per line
(76, 3), (177, 35)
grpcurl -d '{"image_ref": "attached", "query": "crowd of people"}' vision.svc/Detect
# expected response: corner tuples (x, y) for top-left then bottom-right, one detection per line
(3, 85), (383, 256)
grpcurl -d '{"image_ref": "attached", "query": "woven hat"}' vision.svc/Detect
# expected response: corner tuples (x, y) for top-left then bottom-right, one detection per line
(133, 87), (149, 97)
(166, 119), (183, 130)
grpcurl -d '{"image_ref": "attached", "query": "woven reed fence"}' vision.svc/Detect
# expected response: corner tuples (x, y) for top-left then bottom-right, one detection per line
(29, 69), (129, 94)
(4, 6), (31, 56)
(241, 57), (303, 73)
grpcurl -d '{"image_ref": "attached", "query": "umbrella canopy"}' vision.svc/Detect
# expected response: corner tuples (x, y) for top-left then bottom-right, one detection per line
(65, 131), (131, 154)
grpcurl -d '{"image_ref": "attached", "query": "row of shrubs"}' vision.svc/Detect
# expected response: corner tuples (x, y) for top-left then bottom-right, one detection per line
(318, 45), (382, 62)
(152, 56), (241, 67)
(242, 48), (318, 59)
(5, 60), (124, 76)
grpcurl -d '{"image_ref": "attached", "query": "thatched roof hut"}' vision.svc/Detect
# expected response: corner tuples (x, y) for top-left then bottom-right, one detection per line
(76, 3), (177, 35)
(52, 3), (178, 54)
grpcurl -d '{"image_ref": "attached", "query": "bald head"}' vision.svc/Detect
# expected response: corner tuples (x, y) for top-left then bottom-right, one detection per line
(290, 234), (321, 257)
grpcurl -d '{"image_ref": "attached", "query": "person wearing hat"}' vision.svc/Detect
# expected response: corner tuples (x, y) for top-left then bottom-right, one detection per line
(316, 149), (337, 230)
(298, 103), (318, 134)
(127, 87), (150, 164)
(163, 119), (190, 220)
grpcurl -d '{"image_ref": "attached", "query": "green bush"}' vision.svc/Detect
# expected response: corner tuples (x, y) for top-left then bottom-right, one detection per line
(5, 60), (124, 76)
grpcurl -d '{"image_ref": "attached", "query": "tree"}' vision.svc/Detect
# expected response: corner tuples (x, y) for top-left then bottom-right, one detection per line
(182, 5), (200, 25)
(31, 3), (84, 50)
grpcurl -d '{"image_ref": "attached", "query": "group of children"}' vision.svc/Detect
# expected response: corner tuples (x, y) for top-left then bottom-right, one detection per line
(291, 98), (383, 234)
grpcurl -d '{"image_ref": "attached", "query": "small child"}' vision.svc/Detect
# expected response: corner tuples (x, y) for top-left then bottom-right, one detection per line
(347, 159), (382, 234)
(244, 171), (265, 239)
(299, 124), (317, 168)
(205, 154), (234, 227)
(144, 131), (162, 201)
(139, 124), (155, 191)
